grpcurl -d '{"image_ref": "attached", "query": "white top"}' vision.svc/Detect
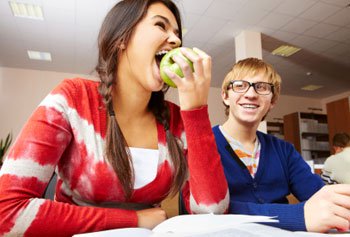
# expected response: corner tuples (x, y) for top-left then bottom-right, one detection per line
(322, 147), (350, 184)
(129, 147), (159, 189)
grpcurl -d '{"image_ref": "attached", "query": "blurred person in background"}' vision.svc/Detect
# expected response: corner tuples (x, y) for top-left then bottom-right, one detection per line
(321, 132), (350, 184)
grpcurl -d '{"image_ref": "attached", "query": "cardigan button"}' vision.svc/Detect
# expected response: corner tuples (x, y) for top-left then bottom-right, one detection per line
(253, 182), (258, 189)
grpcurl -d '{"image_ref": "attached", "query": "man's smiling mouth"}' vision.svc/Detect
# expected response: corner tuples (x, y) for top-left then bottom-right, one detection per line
(240, 104), (259, 109)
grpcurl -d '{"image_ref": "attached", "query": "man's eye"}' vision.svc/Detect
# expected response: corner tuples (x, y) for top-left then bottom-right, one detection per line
(234, 83), (245, 88)
(257, 83), (267, 89)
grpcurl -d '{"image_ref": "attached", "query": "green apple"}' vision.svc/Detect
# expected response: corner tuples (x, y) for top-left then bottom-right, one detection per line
(160, 47), (194, 88)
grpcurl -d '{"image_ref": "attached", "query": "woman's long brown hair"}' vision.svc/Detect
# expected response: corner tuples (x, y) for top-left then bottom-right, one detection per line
(95, 0), (187, 199)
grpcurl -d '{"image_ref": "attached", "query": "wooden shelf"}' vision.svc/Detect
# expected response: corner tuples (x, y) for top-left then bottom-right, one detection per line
(267, 121), (284, 139)
(326, 97), (350, 147)
(284, 112), (330, 160)
(301, 132), (329, 140)
(302, 149), (330, 152)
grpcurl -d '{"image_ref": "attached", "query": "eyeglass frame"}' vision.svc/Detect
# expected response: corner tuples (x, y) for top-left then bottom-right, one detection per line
(227, 80), (274, 95)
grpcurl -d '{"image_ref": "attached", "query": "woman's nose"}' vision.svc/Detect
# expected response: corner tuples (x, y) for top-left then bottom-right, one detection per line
(168, 32), (181, 48)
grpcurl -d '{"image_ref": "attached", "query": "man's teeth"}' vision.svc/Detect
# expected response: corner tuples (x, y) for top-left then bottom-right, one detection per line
(242, 104), (258, 109)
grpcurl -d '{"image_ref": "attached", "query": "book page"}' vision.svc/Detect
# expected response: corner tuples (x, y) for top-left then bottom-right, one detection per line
(73, 214), (278, 237)
(232, 223), (332, 237)
(73, 227), (153, 237)
(73, 215), (339, 237)
(152, 214), (277, 235)
(153, 223), (334, 237)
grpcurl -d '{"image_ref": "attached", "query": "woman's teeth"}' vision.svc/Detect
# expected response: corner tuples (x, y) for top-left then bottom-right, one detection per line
(156, 50), (169, 56)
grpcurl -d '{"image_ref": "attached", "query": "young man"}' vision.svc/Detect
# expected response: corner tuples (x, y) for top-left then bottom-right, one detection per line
(214, 58), (350, 232)
(321, 133), (350, 184)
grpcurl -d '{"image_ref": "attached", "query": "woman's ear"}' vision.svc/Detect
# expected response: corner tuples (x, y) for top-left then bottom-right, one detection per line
(119, 43), (126, 50)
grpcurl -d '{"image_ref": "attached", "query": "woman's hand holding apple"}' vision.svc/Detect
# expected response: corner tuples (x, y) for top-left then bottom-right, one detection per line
(160, 47), (211, 111)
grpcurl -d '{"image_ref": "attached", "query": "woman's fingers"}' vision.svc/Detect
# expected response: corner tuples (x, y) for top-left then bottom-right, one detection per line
(173, 52), (195, 81)
(166, 47), (211, 87)
(192, 47), (212, 79)
(163, 46), (212, 110)
(180, 47), (204, 80)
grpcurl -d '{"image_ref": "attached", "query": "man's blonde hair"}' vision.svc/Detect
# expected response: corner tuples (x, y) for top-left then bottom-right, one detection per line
(222, 57), (282, 116)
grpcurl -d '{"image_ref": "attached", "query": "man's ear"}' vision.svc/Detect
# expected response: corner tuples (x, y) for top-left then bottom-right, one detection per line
(264, 99), (276, 117)
(222, 90), (230, 106)
(269, 100), (276, 110)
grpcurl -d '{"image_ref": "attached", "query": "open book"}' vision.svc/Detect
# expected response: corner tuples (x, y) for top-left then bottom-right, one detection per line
(73, 213), (284, 237)
(73, 213), (341, 237)
(74, 214), (276, 236)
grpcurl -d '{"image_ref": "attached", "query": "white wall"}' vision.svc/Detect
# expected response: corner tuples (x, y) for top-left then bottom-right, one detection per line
(266, 95), (324, 121)
(166, 87), (226, 126)
(1, 66), (349, 140)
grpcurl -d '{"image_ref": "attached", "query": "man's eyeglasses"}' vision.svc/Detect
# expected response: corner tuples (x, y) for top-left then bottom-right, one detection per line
(227, 80), (274, 95)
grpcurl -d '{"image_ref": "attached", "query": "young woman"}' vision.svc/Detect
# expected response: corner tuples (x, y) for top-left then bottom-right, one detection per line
(0, 1), (228, 236)
(214, 57), (350, 232)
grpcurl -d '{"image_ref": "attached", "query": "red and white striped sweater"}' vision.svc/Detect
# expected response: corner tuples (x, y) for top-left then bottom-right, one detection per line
(0, 78), (228, 237)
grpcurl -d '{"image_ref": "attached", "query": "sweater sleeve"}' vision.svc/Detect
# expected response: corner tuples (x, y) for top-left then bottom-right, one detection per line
(0, 79), (137, 237)
(180, 106), (229, 214)
(230, 200), (306, 231)
(285, 145), (324, 201)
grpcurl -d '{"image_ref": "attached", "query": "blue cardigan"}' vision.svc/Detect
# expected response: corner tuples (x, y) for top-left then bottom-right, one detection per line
(213, 125), (324, 231)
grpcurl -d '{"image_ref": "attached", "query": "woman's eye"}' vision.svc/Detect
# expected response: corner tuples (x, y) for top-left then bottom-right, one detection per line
(155, 22), (166, 30)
